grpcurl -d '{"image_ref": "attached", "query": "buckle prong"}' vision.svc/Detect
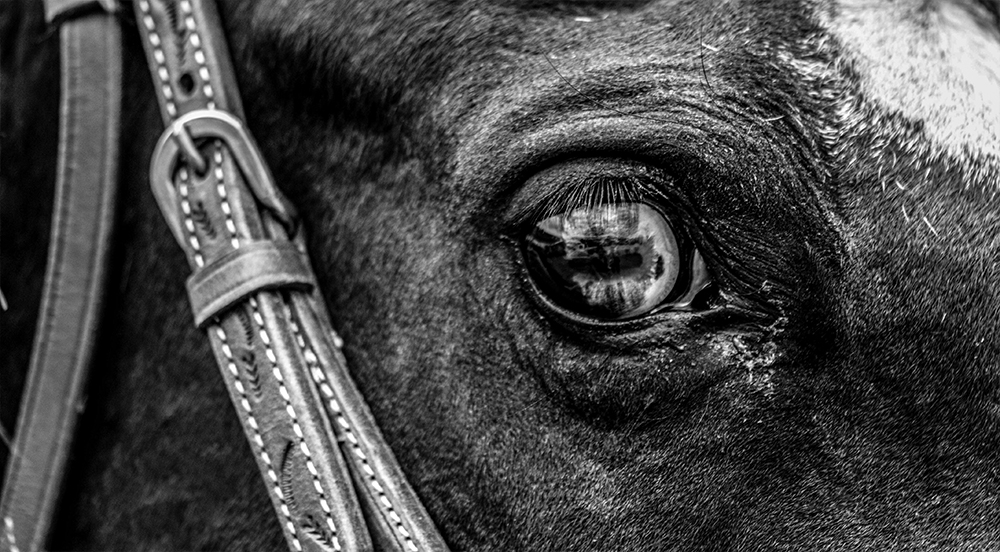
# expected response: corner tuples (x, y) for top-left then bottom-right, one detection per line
(150, 109), (299, 254)
(171, 123), (208, 175)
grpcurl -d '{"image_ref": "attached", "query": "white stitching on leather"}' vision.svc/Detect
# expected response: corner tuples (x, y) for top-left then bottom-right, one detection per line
(4, 516), (19, 552)
(179, 0), (217, 110)
(288, 318), (419, 552)
(138, 0), (204, 266)
(180, 3), (238, 257)
(178, 167), (205, 267)
(212, 146), (240, 249)
(249, 297), (341, 552)
(137, 0), (177, 118)
(216, 324), (303, 552)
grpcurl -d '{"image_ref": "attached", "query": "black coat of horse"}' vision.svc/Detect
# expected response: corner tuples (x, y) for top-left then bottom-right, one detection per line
(2, 0), (999, 549)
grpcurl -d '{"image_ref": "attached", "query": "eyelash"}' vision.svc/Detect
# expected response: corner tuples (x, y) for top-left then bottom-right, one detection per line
(515, 172), (673, 230)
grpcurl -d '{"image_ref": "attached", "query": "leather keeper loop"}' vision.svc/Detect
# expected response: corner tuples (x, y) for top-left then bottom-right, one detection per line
(186, 240), (314, 327)
(45, 0), (119, 24)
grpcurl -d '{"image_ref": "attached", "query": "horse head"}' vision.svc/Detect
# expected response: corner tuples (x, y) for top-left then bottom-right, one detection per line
(1, 0), (997, 549)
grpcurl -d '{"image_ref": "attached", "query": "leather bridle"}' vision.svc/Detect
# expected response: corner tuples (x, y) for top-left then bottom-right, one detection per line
(1, 1), (449, 551)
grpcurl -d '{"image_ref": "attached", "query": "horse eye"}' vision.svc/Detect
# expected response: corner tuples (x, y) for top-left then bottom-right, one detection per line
(523, 202), (708, 321)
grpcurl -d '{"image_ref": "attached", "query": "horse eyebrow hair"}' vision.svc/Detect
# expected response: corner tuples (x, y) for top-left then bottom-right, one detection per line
(541, 54), (677, 126)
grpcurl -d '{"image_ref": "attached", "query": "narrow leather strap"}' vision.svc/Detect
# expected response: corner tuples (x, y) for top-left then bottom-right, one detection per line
(0, 3), (121, 551)
(135, 1), (453, 551)
(288, 292), (449, 552)
(136, 3), (369, 550)
(187, 240), (314, 327)
(135, 1), (450, 551)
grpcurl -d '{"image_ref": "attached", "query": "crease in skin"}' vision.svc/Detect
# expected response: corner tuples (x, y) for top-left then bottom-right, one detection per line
(822, 0), (1000, 161)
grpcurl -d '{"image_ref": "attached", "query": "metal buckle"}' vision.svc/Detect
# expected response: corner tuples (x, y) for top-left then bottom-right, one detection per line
(150, 109), (298, 251)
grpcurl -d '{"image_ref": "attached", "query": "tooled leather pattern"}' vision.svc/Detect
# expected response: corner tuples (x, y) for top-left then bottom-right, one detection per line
(134, 2), (370, 551)
(134, 1), (450, 551)
(136, 0), (228, 119)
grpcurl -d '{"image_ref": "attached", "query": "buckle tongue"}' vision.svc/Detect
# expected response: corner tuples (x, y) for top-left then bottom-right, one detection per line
(170, 121), (208, 175)
(150, 109), (298, 252)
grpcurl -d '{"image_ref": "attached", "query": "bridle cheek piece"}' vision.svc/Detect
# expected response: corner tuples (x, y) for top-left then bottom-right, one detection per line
(0, 1), (450, 551)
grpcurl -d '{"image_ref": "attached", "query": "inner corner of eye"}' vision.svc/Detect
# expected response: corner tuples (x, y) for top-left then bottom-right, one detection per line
(522, 200), (706, 321)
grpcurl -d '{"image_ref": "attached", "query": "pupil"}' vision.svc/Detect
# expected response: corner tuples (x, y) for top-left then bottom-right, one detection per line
(524, 203), (680, 320)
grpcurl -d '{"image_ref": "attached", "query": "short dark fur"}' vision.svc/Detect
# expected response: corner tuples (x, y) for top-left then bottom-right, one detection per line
(2, 0), (998, 549)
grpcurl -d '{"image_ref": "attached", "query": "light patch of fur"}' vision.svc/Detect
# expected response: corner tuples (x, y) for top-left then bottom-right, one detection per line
(712, 335), (781, 396)
(822, 0), (1000, 159)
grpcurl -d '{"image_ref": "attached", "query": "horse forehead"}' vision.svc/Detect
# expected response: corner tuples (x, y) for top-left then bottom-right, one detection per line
(821, 0), (1000, 159)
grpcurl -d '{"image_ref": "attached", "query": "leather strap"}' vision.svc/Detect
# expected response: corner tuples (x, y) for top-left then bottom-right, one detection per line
(186, 240), (314, 327)
(43, 0), (117, 22)
(0, 2), (121, 550)
(134, 1), (449, 551)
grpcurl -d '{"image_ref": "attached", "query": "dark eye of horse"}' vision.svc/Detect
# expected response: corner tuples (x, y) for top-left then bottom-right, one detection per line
(524, 202), (706, 320)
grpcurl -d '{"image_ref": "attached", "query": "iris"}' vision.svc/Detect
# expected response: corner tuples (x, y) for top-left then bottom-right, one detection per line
(524, 202), (681, 320)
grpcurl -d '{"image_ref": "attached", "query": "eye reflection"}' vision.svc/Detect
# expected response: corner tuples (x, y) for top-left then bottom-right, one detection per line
(524, 202), (681, 320)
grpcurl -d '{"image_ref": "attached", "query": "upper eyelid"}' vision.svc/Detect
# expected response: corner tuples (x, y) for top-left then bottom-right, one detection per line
(456, 111), (729, 236)
(503, 158), (675, 229)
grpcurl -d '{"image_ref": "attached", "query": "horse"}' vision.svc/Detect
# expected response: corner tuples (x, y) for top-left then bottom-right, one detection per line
(2, 0), (998, 549)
